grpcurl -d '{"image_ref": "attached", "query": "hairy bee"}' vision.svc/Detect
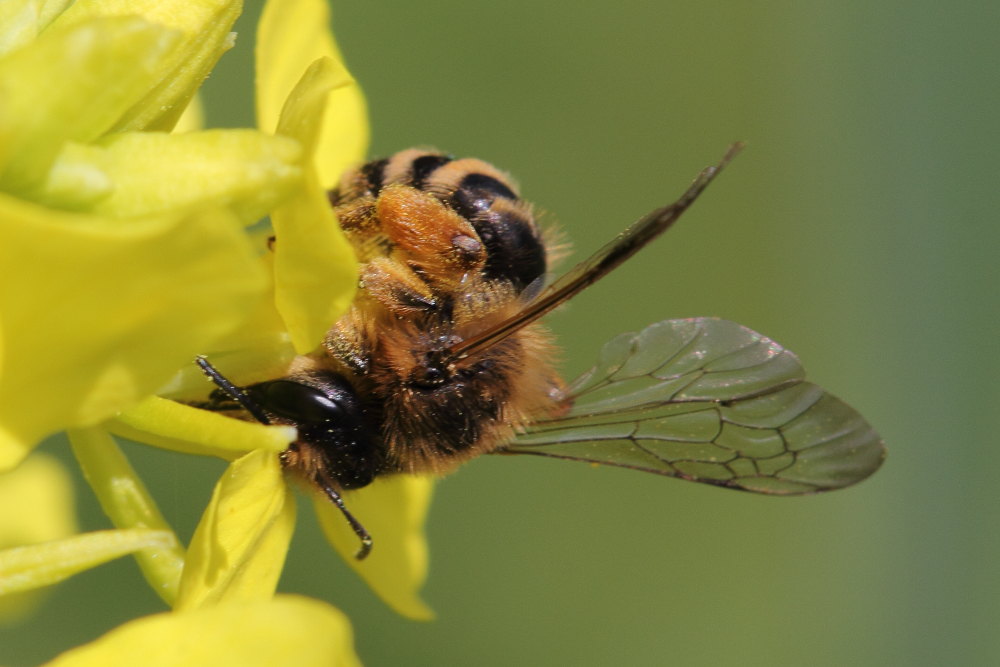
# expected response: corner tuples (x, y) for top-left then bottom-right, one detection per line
(197, 144), (885, 558)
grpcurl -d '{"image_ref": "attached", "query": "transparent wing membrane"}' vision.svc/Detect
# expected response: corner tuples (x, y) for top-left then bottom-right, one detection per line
(506, 318), (885, 494)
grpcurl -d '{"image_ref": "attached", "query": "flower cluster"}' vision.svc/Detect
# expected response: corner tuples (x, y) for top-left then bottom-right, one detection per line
(0, 0), (431, 663)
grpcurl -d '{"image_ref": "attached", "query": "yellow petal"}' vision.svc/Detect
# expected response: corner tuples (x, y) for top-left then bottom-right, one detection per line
(161, 313), (297, 400)
(111, 397), (295, 460)
(0, 529), (173, 595)
(38, 130), (302, 220)
(0, 452), (77, 622)
(257, 0), (369, 185)
(269, 59), (358, 353)
(0, 197), (266, 470)
(44, 595), (360, 667)
(0, 0), (71, 57)
(0, 16), (182, 192)
(155, 249), (296, 401)
(315, 475), (435, 620)
(174, 449), (296, 611)
(54, 0), (243, 132)
(270, 176), (357, 354)
(0, 453), (76, 548)
(68, 428), (185, 605)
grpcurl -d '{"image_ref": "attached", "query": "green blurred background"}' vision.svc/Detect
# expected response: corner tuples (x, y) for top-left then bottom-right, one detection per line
(5, 0), (998, 665)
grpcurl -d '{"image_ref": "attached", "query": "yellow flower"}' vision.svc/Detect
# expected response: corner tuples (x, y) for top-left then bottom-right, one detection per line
(45, 595), (360, 667)
(1, 0), (433, 647)
(0, 0), (302, 468)
(0, 0), (299, 615)
(120, 0), (434, 620)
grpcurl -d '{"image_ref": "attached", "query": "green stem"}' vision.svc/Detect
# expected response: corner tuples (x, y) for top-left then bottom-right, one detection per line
(68, 427), (185, 606)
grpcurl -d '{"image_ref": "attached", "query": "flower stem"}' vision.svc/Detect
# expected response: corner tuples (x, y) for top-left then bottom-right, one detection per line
(68, 427), (185, 605)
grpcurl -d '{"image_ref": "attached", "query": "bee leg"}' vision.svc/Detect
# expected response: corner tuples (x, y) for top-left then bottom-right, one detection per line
(376, 184), (486, 287)
(360, 257), (440, 316)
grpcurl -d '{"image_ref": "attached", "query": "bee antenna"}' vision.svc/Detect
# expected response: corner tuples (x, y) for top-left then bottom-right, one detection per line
(195, 356), (273, 425)
(196, 356), (374, 559)
(315, 474), (374, 560)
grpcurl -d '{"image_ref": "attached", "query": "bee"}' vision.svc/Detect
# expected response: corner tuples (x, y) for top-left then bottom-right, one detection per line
(196, 144), (885, 559)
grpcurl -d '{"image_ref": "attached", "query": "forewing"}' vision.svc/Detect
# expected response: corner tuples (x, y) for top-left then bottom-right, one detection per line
(505, 318), (885, 494)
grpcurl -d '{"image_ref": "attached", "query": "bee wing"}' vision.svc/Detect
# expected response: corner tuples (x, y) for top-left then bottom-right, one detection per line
(504, 318), (885, 494)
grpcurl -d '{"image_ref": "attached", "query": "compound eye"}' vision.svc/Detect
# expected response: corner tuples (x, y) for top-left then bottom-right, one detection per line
(251, 380), (345, 424)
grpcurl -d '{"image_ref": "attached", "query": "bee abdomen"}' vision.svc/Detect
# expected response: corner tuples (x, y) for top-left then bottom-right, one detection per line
(444, 170), (546, 292)
(336, 149), (547, 292)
